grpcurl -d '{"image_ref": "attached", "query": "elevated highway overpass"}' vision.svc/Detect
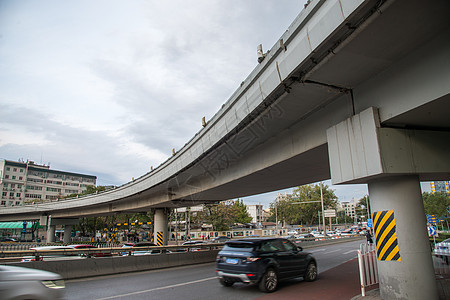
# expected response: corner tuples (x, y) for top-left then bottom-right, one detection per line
(1, 0), (449, 298)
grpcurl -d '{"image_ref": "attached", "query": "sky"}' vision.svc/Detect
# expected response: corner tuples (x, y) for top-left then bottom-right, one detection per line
(0, 0), (431, 209)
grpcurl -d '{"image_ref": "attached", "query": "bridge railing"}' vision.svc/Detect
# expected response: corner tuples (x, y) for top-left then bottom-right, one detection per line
(0, 243), (223, 262)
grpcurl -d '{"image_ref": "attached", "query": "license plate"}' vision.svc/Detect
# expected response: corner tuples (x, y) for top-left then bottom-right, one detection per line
(226, 258), (239, 264)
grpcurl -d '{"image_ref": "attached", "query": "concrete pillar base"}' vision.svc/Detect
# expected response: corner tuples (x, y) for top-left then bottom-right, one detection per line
(46, 225), (56, 243)
(64, 225), (73, 244)
(368, 175), (438, 300)
(154, 209), (168, 246)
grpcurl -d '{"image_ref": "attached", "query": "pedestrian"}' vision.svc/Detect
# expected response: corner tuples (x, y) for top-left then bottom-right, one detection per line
(365, 230), (373, 244)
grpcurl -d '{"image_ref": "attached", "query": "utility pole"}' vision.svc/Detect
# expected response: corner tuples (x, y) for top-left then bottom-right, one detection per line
(320, 182), (326, 236)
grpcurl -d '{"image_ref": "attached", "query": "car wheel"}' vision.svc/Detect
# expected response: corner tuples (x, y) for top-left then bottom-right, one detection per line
(219, 278), (234, 287)
(258, 268), (278, 293)
(304, 262), (317, 282)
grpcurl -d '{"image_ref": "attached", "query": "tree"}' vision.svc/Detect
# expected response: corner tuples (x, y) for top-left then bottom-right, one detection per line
(202, 202), (234, 231)
(356, 195), (371, 221)
(269, 183), (338, 226)
(231, 199), (252, 224)
(423, 192), (449, 218)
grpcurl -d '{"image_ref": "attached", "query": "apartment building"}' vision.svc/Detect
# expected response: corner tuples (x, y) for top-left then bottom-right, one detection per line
(246, 204), (264, 224)
(339, 198), (358, 218)
(0, 159), (96, 207)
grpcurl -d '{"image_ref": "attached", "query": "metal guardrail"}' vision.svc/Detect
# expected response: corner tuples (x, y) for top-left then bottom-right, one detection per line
(0, 235), (365, 262)
(358, 242), (378, 297)
(0, 243), (223, 262)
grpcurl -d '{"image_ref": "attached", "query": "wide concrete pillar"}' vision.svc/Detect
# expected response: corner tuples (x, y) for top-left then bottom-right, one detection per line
(368, 176), (438, 299)
(154, 209), (168, 246)
(46, 225), (56, 243)
(326, 107), (449, 299)
(63, 225), (73, 244)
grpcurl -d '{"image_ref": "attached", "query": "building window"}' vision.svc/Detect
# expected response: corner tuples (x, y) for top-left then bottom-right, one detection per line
(16, 193), (21, 197)
(2, 192), (6, 197)
(1, 201), (5, 206)
(15, 201), (20, 206)
(5, 175), (9, 179)
(20, 169), (24, 172)
(12, 176), (16, 180)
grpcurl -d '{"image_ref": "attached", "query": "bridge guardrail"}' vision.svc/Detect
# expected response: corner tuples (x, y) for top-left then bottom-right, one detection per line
(0, 243), (223, 262)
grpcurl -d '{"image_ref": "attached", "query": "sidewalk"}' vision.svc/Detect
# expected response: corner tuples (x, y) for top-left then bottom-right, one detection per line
(256, 258), (449, 300)
(257, 258), (373, 300)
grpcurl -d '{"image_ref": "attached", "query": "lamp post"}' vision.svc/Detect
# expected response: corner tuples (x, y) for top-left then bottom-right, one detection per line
(320, 182), (326, 236)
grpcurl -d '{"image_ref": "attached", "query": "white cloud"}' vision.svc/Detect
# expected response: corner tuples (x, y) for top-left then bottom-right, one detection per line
(2, 1), (334, 193)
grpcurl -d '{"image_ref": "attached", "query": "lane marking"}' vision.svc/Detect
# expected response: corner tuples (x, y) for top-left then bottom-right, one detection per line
(343, 250), (357, 254)
(309, 248), (326, 252)
(95, 277), (216, 300)
(324, 249), (341, 253)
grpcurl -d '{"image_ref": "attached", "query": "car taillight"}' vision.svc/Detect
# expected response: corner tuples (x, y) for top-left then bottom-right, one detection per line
(247, 257), (260, 262)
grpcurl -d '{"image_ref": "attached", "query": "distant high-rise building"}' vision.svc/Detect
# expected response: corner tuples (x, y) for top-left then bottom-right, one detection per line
(430, 181), (449, 194)
(0, 159), (96, 207)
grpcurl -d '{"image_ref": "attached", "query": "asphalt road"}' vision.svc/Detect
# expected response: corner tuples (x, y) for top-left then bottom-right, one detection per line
(64, 239), (363, 300)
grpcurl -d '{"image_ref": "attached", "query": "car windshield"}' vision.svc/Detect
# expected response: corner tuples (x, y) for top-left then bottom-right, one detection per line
(223, 242), (255, 252)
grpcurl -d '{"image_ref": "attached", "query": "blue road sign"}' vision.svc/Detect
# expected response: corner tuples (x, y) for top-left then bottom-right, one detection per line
(429, 226), (437, 236)
(427, 214), (437, 224)
(367, 218), (373, 228)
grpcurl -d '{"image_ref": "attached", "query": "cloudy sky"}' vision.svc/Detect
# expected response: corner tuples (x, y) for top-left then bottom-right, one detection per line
(0, 1), (431, 208)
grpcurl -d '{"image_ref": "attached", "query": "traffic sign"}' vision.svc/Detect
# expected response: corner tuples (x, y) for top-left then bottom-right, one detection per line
(429, 226), (437, 236)
(367, 218), (373, 228)
(324, 209), (336, 217)
(427, 214), (437, 224)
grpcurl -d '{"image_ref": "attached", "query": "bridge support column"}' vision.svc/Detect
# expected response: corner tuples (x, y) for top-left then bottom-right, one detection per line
(154, 209), (168, 246)
(47, 225), (56, 243)
(63, 225), (73, 244)
(368, 176), (437, 299)
(327, 107), (449, 299)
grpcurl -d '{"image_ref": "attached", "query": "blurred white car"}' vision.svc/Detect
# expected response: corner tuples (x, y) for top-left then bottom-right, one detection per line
(0, 265), (65, 299)
(433, 238), (450, 263)
(287, 230), (298, 235)
(21, 246), (85, 262)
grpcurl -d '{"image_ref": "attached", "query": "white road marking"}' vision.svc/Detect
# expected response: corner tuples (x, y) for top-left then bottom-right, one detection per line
(324, 249), (341, 253)
(95, 277), (217, 300)
(309, 248), (326, 252)
(343, 250), (358, 254)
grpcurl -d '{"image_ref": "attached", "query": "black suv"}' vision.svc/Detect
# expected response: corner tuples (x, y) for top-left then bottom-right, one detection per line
(216, 238), (317, 292)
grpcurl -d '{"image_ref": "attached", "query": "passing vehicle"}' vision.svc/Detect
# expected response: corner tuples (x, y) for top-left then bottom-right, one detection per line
(0, 237), (18, 242)
(121, 242), (135, 255)
(182, 240), (206, 251)
(68, 244), (112, 257)
(287, 230), (298, 235)
(132, 249), (172, 255)
(433, 238), (450, 264)
(216, 237), (317, 292)
(21, 246), (85, 262)
(123, 242), (156, 256)
(298, 233), (314, 239)
(0, 265), (65, 299)
(212, 236), (231, 243)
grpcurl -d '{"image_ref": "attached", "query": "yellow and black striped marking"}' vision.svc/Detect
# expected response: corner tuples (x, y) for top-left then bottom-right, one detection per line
(373, 210), (401, 261)
(156, 231), (163, 246)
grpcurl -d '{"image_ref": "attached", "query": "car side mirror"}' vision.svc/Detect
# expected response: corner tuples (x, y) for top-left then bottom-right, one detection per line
(297, 246), (303, 252)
